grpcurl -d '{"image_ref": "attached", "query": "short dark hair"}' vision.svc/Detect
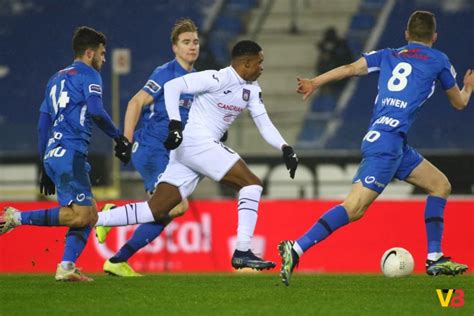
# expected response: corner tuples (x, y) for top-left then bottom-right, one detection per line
(407, 11), (436, 42)
(231, 40), (262, 59)
(72, 26), (106, 57)
(170, 18), (198, 44)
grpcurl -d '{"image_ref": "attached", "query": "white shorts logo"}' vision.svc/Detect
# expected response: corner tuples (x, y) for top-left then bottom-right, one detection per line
(364, 176), (375, 184)
(76, 193), (86, 202)
(132, 141), (139, 153)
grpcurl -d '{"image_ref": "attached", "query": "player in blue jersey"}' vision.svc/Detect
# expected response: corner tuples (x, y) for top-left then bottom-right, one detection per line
(0, 26), (131, 281)
(96, 19), (202, 277)
(279, 10), (474, 285)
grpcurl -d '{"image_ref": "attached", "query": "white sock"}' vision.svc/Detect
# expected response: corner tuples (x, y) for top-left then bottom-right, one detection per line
(61, 261), (75, 270)
(427, 252), (443, 261)
(13, 211), (22, 225)
(236, 185), (262, 251)
(95, 201), (155, 226)
(293, 242), (304, 257)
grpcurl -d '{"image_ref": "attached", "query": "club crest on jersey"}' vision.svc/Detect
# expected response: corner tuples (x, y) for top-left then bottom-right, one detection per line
(242, 89), (250, 101)
(144, 80), (161, 93)
(89, 84), (102, 95)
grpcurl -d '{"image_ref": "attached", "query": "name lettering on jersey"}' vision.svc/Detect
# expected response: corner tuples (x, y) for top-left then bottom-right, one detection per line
(381, 97), (407, 109)
(242, 88), (250, 101)
(259, 92), (263, 103)
(88, 84), (102, 95)
(212, 74), (220, 82)
(394, 48), (428, 60)
(223, 90), (232, 94)
(144, 80), (161, 93)
(217, 103), (243, 113)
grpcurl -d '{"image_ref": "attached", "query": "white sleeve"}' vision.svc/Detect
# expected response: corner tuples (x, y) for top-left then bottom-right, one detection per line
(164, 70), (221, 122)
(253, 113), (287, 151)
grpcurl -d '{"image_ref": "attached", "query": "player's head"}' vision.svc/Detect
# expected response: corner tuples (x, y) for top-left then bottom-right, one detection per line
(72, 26), (107, 71)
(171, 18), (200, 67)
(405, 11), (437, 45)
(231, 40), (264, 81)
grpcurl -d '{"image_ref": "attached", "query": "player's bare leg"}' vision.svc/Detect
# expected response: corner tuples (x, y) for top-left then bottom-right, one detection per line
(220, 159), (275, 271)
(405, 159), (468, 275)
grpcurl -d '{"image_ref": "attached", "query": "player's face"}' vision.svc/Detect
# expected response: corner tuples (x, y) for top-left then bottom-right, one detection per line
(91, 44), (106, 71)
(246, 51), (264, 81)
(174, 32), (200, 65)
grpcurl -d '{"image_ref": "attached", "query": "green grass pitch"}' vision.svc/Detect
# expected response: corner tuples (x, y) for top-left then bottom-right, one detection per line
(0, 273), (472, 315)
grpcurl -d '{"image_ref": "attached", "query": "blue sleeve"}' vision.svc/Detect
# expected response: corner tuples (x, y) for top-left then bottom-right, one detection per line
(37, 110), (52, 160)
(438, 54), (457, 90)
(363, 49), (386, 73)
(83, 69), (103, 100)
(141, 67), (167, 100)
(87, 95), (120, 139)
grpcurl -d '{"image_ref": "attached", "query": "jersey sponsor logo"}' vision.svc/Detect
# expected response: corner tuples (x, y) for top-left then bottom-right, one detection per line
(223, 113), (237, 122)
(217, 102), (243, 113)
(242, 89), (250, 101)
(144, 80), (161, 93)
(381, 97), (407, 109)
(88, 84), (102, 95)
(373, 116), (400, 128)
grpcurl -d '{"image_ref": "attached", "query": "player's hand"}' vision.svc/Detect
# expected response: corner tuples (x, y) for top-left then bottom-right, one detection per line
(282, 145), (298, 179)
(39, 166), (55, 196)
(463, 69), (474, 90)
(114, 135), (132, 165)
(297, 77), (316, 101)
(220, 131), (228, 142)
(164, 120), (183, 150)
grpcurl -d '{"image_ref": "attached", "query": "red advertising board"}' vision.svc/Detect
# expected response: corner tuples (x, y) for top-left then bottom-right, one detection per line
(0, 200), (472, 273)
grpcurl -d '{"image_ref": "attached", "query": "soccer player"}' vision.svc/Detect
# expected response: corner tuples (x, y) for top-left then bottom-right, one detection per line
(279, 10), (473, 285)
(95, 40), (299, 270)
(97, 18), (200, 277)
(0, 26), (131, 281)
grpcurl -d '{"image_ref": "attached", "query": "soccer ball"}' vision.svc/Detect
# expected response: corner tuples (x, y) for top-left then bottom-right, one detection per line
(380, 247), (414, 277)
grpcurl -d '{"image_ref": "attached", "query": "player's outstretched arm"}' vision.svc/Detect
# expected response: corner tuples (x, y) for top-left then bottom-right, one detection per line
(124, 90), (154, 141)
(252, 113), (298, 178)
(445, 69), (474, 110)
(296, 57), (368, 100)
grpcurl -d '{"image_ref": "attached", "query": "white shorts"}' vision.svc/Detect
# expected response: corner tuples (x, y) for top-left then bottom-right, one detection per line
(158, 137), (240, 198)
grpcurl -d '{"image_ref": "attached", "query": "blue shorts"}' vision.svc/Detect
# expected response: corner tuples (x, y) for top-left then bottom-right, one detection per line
(353, 131), (423, 193)
(43, 146), (93, 206)
(131, 140), (169, 193)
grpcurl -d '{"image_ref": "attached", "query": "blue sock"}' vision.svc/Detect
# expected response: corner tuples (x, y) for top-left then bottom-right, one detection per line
(62, 226), (92, 263)
(110, 223), (165, 263)
(296, 205), (349, 253)
(425, 196), (446, 254)
(20, 207), (61, 226)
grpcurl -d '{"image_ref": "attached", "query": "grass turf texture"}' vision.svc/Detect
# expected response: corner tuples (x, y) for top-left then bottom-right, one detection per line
(0, 274), (472, 315)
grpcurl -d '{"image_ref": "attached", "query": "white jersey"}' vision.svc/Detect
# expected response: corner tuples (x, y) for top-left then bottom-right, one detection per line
(166, 66), (267, 140)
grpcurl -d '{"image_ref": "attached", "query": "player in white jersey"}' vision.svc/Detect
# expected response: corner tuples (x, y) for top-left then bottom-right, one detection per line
(96, 40), (299, 270)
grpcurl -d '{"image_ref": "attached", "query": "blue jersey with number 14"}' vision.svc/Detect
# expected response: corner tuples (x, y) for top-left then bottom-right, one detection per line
(40, 61), (103, 155)
(364, 43), (457, 137)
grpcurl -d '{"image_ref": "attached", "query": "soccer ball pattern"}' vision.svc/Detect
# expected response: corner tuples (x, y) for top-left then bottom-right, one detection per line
(381, 247), (414, 277)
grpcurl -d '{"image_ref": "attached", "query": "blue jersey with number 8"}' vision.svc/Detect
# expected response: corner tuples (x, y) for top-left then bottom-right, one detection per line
(40, 61), (103, 155)
(363, 43), (456, 137)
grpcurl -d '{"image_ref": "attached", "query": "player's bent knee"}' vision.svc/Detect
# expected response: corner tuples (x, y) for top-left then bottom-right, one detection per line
(434, 179), (451, 198)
